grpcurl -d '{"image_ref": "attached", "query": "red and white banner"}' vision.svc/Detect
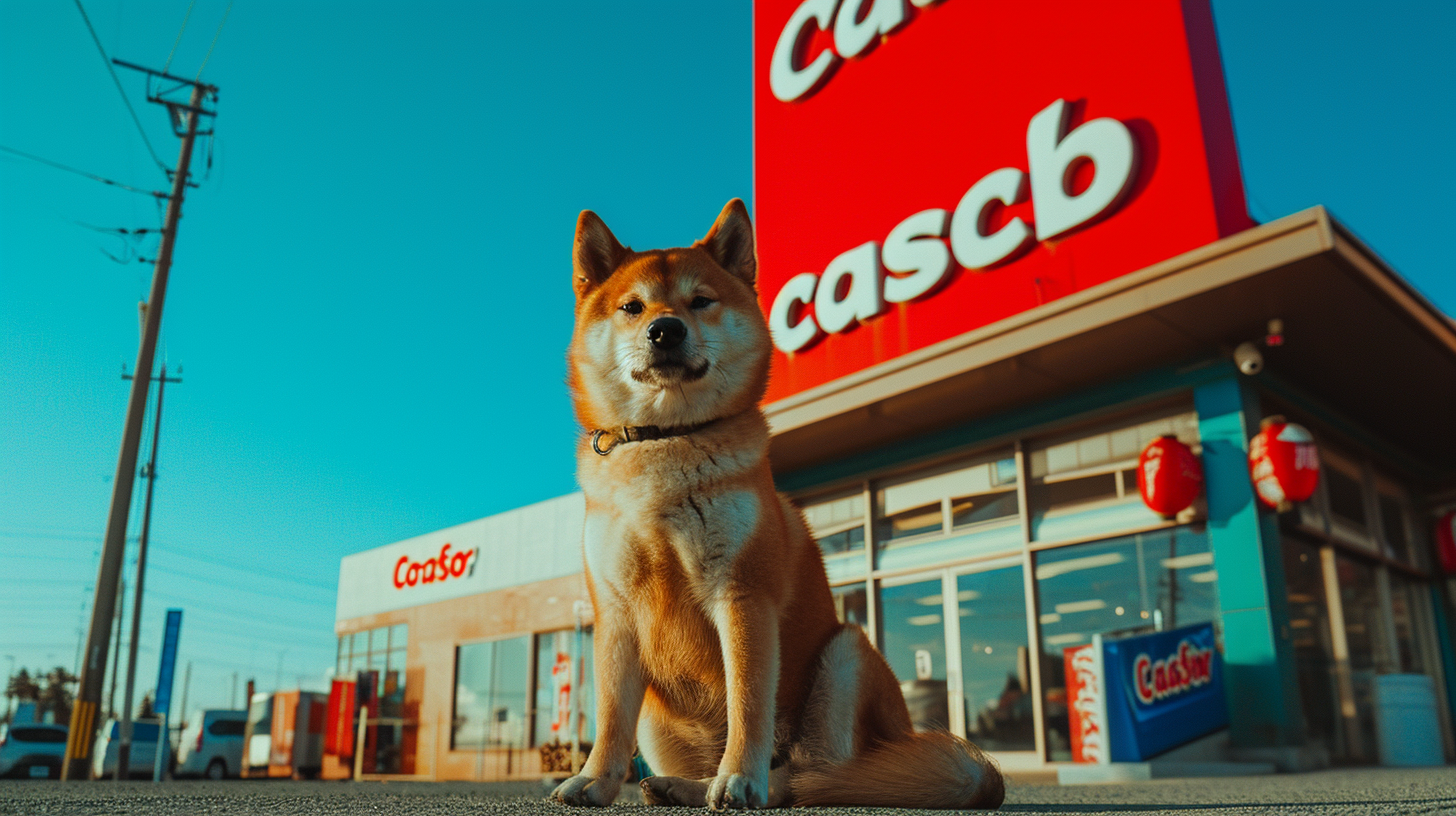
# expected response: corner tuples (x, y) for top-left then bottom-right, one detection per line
(550, 652), (573, 736)
(1063, 640), (1107, 764)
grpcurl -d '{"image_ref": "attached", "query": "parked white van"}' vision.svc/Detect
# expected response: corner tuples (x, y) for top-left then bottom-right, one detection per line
(90, 718), (163, 779)
(175, 710), (247, 779)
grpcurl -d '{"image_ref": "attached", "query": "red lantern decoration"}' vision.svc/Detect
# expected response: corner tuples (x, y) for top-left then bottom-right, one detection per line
(1138, 435), (1203, 519)
(1248, 415), (1320, 512)
(1436, 512), (1456, 576)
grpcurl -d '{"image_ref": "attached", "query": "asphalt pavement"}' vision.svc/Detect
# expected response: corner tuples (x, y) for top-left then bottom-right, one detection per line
(2, 768), (1454, 815)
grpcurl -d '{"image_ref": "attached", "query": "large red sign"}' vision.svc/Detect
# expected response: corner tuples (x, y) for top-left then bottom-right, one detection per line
(755, 0), (1251, 402)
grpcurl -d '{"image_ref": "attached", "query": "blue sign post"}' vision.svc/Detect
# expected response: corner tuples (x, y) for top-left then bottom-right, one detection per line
(152, 609), (183, 781)
(1101, 622), (1227, 761)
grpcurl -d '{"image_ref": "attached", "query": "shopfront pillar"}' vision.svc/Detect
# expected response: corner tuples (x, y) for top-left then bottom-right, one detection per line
(1194, 374), (1305, 749)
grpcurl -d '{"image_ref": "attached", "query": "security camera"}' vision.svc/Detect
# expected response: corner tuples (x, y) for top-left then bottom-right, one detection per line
(1234, 341), (1264, 376)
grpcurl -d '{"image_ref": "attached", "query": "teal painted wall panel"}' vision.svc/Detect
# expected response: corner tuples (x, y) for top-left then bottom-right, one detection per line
(1194, 376), (1303, 747)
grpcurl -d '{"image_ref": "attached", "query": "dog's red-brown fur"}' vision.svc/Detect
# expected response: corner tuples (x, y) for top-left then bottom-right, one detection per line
(549, 200), (1004, 810)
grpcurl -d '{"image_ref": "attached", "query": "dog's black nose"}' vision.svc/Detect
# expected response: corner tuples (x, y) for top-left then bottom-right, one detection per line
(647, 317), (687, 350)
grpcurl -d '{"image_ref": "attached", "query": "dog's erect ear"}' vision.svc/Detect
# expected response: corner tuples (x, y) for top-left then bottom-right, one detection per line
(696, 198), (756, 287)
(574, 210), (627, 300)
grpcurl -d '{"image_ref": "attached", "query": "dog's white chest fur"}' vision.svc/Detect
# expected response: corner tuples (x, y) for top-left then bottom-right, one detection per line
(582, 447), (761, 593)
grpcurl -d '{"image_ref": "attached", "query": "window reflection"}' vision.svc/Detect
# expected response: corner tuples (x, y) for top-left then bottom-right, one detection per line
(873, 449), (1019, 572)
(1028, 409), (1198, 542)
(879, 578), (949, 732)
(338, 623), (408, 720)
(532, 630), (595, 748)
(1326, 467), (1366, 530)
(879, 502), (943, 541)
(1282, 539), (1343, 761)
(831, 582), (869, 635)
(453, 637), (530, 750)
(1377, 492), (1411, 565)
(1388, 574), (1427, 675)
(802, 489), (867, 581)
(957, 567), (1034, 751)
(1034, 527), (1219, 761)
(951, 491), (1019, 529)
(1336, 555), (1385, 761)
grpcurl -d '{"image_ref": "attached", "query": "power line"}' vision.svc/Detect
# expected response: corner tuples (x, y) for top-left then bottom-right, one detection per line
(195, 0), (234, 80)
(147, 543), (336, 592)
(0, 144), (168, 198)
(161, 0), (197, 75)
(71, 0), (169, 179)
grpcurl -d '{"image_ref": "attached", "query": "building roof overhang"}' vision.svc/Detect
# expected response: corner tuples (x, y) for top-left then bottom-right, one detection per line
(765, 207), (1456, 491)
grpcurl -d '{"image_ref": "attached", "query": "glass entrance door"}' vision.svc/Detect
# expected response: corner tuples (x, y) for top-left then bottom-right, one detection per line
(953, 563), (1036, 752)
(877, 560), (1036, 752)
(879, 576), (951, 731)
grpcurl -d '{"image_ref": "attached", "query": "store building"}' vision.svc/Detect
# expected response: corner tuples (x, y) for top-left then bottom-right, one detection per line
(333, 0), (1456, 779)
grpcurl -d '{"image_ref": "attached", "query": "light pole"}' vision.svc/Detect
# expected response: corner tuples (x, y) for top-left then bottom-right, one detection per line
(274, 650), (288, 692)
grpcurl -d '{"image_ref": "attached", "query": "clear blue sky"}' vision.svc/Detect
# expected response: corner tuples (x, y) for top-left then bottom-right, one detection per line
(1, 1), (1452, 715)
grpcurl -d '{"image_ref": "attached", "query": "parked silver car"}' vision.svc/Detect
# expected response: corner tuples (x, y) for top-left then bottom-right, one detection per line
(175, 710), (246, 779)
(91, 718), (163, 779)
(0, 723), (68, 779)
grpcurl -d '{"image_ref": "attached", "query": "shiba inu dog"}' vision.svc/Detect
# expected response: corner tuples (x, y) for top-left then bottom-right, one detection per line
(549, 200), (1005, 810)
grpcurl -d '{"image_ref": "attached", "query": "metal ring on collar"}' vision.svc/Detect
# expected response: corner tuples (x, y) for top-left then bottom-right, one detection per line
(591, 430), (618, 456)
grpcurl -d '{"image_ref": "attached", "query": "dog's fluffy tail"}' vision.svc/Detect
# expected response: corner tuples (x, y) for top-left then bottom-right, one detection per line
(790, 730), (1004, 810)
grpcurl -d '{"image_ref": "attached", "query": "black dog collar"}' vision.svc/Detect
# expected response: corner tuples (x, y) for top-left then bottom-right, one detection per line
(590, 421), (715, 456)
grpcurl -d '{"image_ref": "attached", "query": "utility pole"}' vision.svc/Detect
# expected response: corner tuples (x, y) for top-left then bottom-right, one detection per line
(62, 68), (216, 781)
(177, 661), (192, 742)
(115, 364), (181, 779)
(106, 575), (124, 719)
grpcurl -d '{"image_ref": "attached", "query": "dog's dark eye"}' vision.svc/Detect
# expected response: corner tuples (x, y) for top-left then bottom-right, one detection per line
(690, 296), (716, 310)
(620, 301), (644, 316)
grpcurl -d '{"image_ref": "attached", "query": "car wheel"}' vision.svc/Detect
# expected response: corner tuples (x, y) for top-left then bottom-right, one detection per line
(205, 759), (227, 780)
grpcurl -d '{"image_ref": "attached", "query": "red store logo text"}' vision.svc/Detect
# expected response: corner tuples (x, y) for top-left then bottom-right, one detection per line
(1133, 639), (1212, 705)
(393, 543), (476, 589)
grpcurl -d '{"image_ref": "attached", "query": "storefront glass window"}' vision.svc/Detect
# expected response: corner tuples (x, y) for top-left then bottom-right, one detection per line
(453, 636), (530, 750)
(1028, 410), (1198, 543)
(1323, 452), (1371, 548)
(879, 578), (949, 732)
(1034, 526), (1218, 761)
(1377, 492), (1412, 565)
(532, 630), (596, 748)
(802, 489), (867, 582)
(1282, 539), (1344, 760)
(1388, 574), (1427, 675)
(338, 624), (409, 718)
(1335, 555), (1385, 761)
(956, 566), (1035, 752)
(873, 449), (1020, 572)
(831, 582), (869, 635)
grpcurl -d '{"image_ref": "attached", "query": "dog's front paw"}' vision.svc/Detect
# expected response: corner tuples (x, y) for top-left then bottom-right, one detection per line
(549, 774), (621, 807)
(706, 772), (765, 810)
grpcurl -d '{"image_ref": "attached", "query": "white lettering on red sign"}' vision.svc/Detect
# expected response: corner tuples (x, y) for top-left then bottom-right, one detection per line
(392, 542), (476, 590)
(1068, 645), (1104, 763)
(767, 98), (1139, 354)
(770, 0), (937, 103)
(1133, 639), (1213, 705)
